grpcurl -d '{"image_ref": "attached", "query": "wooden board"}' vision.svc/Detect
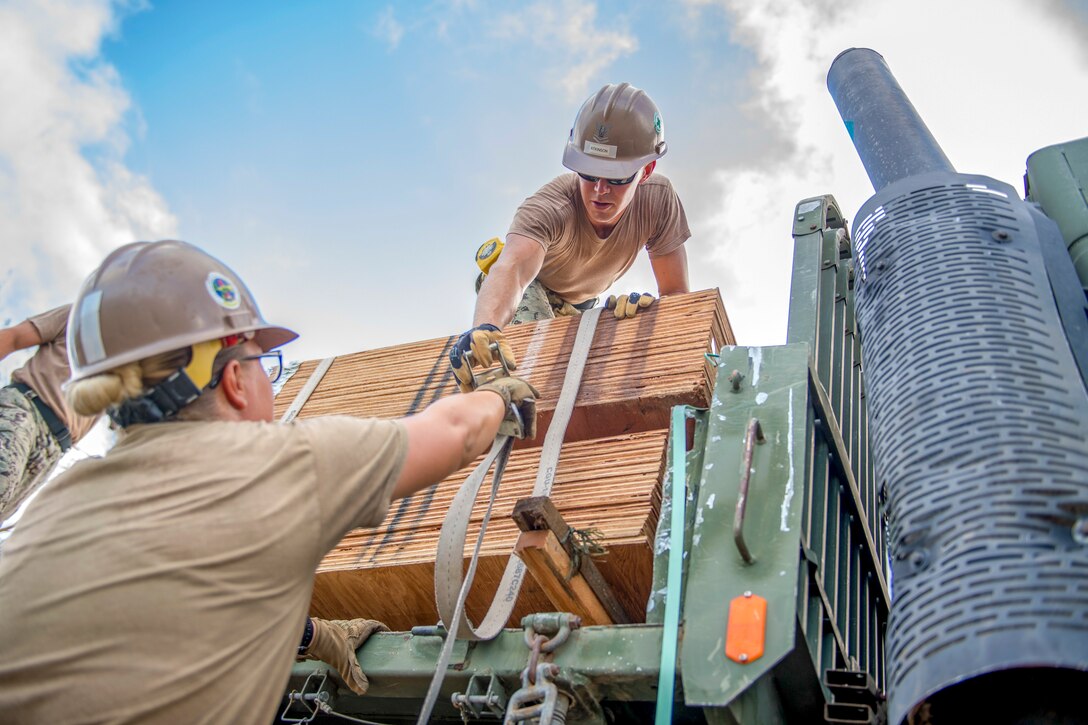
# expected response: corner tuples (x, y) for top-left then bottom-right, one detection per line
(308, 430), (668, 630)
(274, 289), (732, 448)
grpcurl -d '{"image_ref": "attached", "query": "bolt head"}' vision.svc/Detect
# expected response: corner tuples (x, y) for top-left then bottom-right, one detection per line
(739, 653), (749, 662)
(1073, 517), (1088, 544)
(744, 590), (752, 597)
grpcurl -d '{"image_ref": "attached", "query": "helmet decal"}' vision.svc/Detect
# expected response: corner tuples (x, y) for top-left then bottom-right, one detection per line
(654, 112), (662, 136)
(205, 272), (241, 310)
(594, 123), (609, 142)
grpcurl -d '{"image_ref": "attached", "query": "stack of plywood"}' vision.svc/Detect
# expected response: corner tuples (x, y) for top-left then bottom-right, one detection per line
(274, 290), (732, 631)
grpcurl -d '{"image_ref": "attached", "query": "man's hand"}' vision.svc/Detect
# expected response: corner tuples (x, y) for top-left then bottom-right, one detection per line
(449, 324), (517, 393)
(476, 375), (540, 440)
(475, 375), (539, 408)
(606, 292), (655, 319)
(300, 618), (389, 696)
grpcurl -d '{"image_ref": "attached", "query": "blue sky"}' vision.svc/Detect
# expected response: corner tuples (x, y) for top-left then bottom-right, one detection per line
(1, 0), (1087, 374)
(94, 0), (759, 359)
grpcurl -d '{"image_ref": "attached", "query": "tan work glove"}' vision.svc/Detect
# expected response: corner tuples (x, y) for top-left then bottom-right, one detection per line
(477, 375), (540, 440)
(300, 617), (389, 695)
(546, 289), (581, 317)
(475, 375), (540, 407)
(449, 324), (518, 393)
(606, 292), (655, 319)
(553, 301), (580, 317)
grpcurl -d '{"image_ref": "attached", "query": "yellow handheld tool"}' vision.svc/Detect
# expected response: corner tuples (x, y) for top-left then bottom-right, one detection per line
(475, 237), (504, 275)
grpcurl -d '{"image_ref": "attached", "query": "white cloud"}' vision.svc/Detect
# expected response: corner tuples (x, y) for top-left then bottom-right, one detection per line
(0, 0), (177, 320)
(490, 0), (638, 102)
(678, 0), (1088, 346)
(375, 6), (405, 51)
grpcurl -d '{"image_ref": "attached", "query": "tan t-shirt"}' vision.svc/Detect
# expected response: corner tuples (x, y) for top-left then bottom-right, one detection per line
(10, 304), (98, 443)
(508, 173), (691, 302)
(0, 416), (407, 725)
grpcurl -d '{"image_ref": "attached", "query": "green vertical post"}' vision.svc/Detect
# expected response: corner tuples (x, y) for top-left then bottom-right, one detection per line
(655, 405), (690, 724)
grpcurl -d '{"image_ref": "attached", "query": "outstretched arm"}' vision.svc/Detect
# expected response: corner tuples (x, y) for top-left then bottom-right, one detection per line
(391, 390), (506, 500)
(0, 320), (44, 364)
(472, 233), (546, 328)
(650, 246), (690, 297)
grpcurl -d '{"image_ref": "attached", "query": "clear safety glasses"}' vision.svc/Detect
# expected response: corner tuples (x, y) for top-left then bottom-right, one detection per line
(208, 350), (284, 389)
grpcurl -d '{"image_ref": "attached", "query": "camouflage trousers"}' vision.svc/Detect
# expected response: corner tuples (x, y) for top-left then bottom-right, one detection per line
(0, 386), (62, 523)
(511, 280), (598, 325)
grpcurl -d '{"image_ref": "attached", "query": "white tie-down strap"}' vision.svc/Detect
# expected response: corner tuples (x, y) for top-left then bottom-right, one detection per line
(419, 307), (602, 724)
(433, 306), (601, 641)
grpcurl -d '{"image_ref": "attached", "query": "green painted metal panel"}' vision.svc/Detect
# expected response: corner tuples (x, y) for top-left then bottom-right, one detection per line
(681, 344), (811, 707)
(289, 624), (665, 703)
(703, 676), (789, 725)
(1026, 136), (1088, 289)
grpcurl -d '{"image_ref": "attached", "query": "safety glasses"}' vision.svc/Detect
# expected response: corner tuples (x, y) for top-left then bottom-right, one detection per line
(208, 350), (284, 388)
(246, 351), (284, 383)
(577, 171), (638, 186)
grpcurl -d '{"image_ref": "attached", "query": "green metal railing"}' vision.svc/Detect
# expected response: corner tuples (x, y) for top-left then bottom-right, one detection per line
(787, 194), (889, 696)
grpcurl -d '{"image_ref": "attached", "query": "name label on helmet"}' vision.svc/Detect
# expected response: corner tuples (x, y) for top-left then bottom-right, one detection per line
(584, 141), (617, 159)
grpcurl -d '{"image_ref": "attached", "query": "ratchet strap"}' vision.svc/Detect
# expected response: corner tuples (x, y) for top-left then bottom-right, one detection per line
(417, 306), (602, 724)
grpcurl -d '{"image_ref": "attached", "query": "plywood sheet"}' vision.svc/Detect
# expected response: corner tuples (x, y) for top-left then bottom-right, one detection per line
(274, 289), (732, 447)
(309, 430), (667, 629)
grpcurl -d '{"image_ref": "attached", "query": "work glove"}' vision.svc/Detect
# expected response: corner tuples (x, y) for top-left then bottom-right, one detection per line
(545, 289), (581, 317)
(606, 292), (655, 319)
(475, 375), (540, 408)
(449, 324), (517, 393)
(299, 618), (389, 696)
(476, 375), (540, 440)
(553, 301), (580, 317)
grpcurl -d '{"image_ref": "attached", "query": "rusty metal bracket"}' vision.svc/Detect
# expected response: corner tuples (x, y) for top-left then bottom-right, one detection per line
(452, 674), (508, 720)
(280, 669), (337, 724)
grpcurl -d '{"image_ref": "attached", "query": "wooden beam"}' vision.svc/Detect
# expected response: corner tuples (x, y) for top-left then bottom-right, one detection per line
(515, 529), (612, 626)
(512, 496), (631, 624)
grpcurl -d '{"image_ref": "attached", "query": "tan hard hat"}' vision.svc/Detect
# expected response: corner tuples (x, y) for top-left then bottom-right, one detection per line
(562, 82), (667, 179)
(68, 240), (298, 383)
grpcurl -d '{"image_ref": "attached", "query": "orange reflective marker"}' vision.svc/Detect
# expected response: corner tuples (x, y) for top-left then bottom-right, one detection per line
(725, 591), (767, 664)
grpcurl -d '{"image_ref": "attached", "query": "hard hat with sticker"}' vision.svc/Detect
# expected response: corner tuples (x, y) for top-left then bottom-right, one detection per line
(562, 82), (668, 178)
(68, 240), (297, 384)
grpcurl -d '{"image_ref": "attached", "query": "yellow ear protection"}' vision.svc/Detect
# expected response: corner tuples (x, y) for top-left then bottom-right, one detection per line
(183, 339), (225, 390)
(108, 335), (248, 427)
